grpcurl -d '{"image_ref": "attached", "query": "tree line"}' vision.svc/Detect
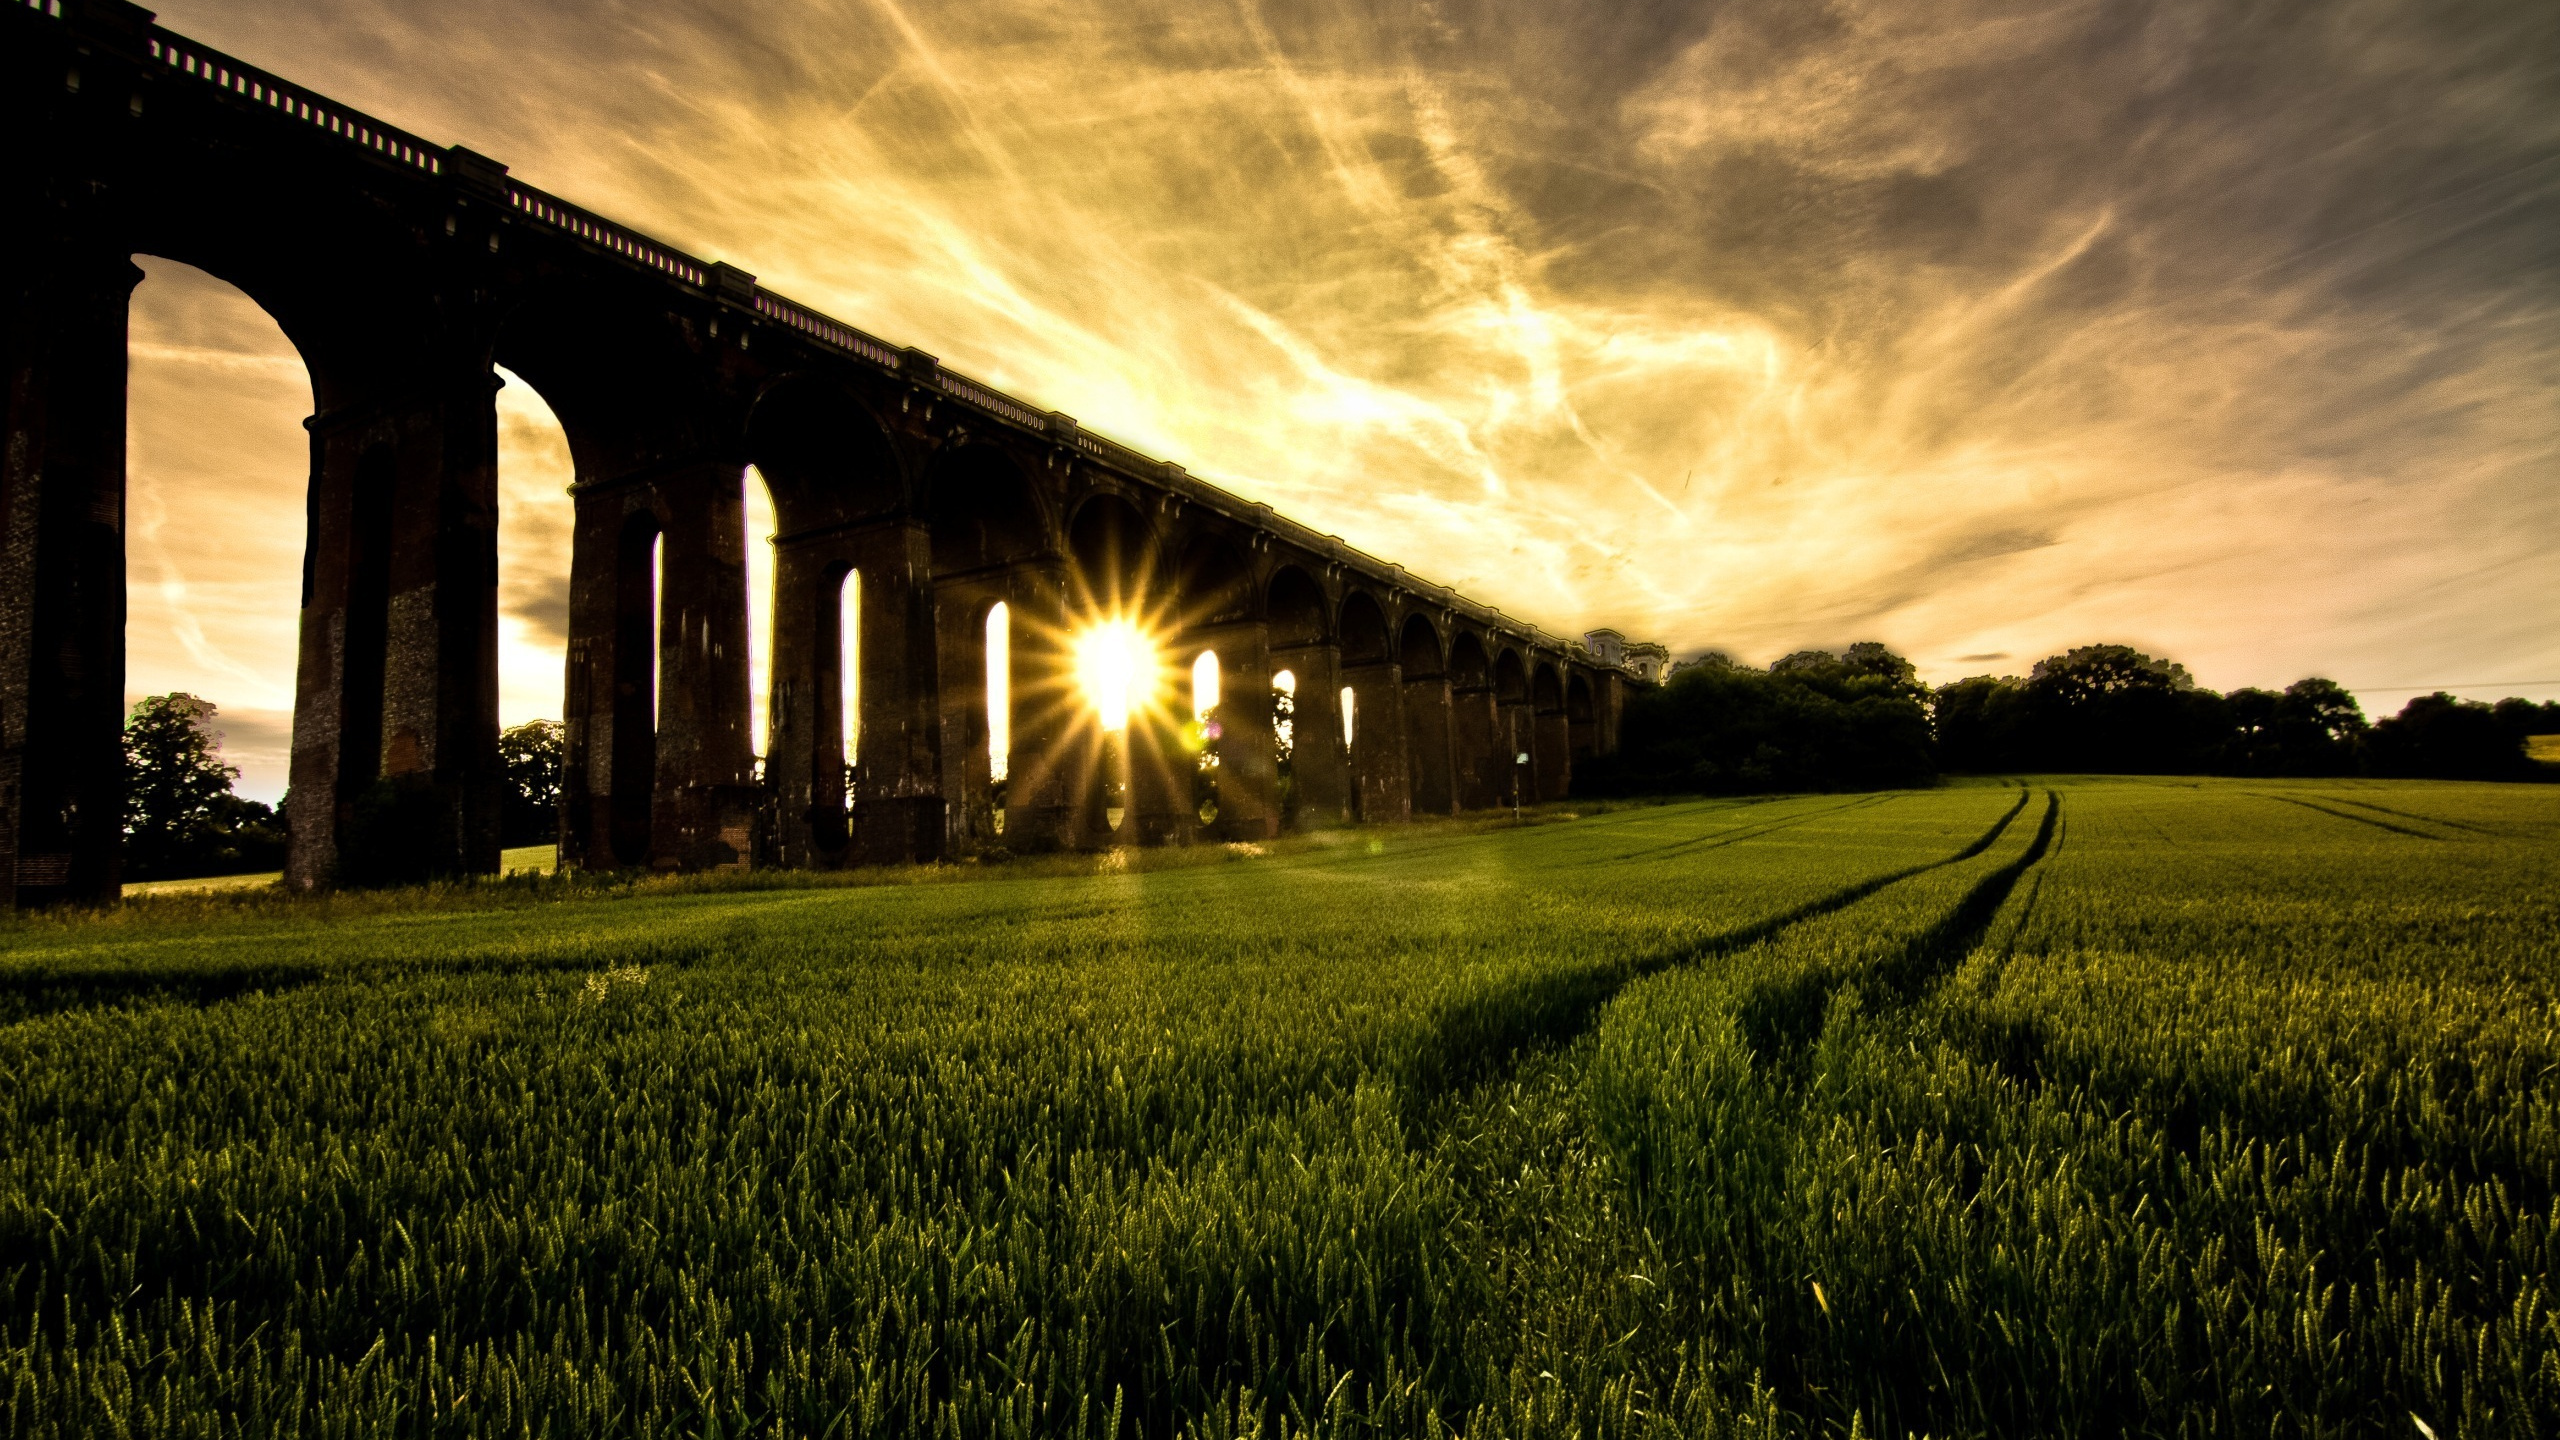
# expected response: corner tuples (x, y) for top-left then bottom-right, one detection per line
(1581, 643), (2560, 797)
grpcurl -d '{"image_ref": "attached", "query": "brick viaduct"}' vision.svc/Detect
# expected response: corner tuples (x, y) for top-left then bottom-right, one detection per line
(1, 0), (1653, 904)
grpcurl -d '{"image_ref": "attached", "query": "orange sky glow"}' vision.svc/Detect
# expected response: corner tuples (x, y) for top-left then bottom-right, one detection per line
(118, 0), (2559, 801)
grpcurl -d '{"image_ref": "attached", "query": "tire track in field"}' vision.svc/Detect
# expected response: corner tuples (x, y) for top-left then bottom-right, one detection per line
(1875, 791), (2061, 1000)
(2254, 793), (2442, 839)
(2323, 796), (2497, 835)
(1592, 793), (1896, 866)
(1400, 788), (2035, 1105)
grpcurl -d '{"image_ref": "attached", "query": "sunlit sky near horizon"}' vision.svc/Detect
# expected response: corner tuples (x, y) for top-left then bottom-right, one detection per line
(119, 0), (2558, 803)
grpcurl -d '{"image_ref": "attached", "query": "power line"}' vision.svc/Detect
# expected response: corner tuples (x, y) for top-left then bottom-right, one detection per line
(2347, 680), (2560, 693)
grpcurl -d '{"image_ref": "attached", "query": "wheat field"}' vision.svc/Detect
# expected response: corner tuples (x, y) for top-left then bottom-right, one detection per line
(3, 777), (2554, 1437)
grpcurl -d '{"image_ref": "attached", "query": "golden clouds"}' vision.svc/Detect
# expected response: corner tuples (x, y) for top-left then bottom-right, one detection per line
(125, 0), (2560, 762)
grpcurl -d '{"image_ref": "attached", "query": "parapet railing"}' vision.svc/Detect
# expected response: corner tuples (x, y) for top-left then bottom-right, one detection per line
(23, 0), (1582, 659)
(146, 31), (446, 179)
(506, 184), (705, 288)
(752, 293), (900, 368)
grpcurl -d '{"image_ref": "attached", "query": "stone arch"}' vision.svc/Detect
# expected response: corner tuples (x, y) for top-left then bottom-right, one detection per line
(1340, 590), (1391, 666)
(1067, 492), (1158, 615)
(925, 445), (1049, 576)
(1398, 613), (1445, 678)
(747, 375), (905, 533)
(1266, 566), (1328, 648)
(497, 283), (718, 480)
(1534, 661), (1565, 712)
(1448, 631), (1490, 691)
(1566, 671), (1598, 759)
(1172, 530), (1254, 630)
(1494, 647), (1529, 706)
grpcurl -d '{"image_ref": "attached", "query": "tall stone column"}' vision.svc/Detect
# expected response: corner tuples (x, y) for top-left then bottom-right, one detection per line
(1450, 683), (1499, 810)
(993, 560), (1083, 850)
(756, 519), (945, 867)
(758, 530), (842, 868)
(1273, 640), (1347, 828)
(933, 578), (996, 854)
(1535, 704), (1572, 801)
(0, 250), (139, 905)
(1342, 661), (1408, 824)
(1191, 619), (1277, 840)
(1403, 672), (1456, 817)
(1498, 697), (1536, 809)
(650, 459), (756, 869)
(286, 351), (504, 888)
(1594, 671), (1628, 755)
(848, 522), (944, 865)
(934, 558), (1065, 853)
(559, 475), (661, 870)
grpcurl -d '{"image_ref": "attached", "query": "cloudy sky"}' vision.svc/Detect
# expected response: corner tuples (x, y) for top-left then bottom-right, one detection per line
(125, 0), (2558, 801)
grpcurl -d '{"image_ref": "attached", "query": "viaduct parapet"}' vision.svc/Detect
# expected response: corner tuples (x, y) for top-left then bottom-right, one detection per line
(1, 0), (1659, 902)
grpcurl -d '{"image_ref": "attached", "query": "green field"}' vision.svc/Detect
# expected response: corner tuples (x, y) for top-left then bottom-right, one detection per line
(4, 778), (2556, 1437)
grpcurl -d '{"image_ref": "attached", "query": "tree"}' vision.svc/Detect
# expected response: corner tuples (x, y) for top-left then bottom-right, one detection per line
(500, 719), (565, 846)
(2017, 644), (2225, 773)
(1932, 674), (2031, 771)
(123, 693), (286, 880)
(2273, 678), (2368, 774)
(2371, 693), (2529, 780)
(2221, 678), (2367, 776)
(1587, 642), (1936, 795)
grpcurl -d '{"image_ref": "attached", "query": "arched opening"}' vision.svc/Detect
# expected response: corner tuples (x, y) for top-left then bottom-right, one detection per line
(986, 601), (1011, 826)
(1068, 493), (1156, 619)
(610, 511), (661, 865)
(1400, 614), (1445, 679)
(1494, 648), (1529, 707)
(1534, 664), (1565, 714)
(123, 257), (304, 801)
(1273, 667), (1298, 819)
(491, 367), (578, 857)
(1172, 532), (1251, 633)
(744, 467), (779, 758)
(927, 447), (1046, 576)
(1449, 633), (1490, 691)
(749, 377), (904, 531)
(1266, 567), (1327, 649)
(1340, 591), (1391, 667)
(1192, 647), (1222, 824)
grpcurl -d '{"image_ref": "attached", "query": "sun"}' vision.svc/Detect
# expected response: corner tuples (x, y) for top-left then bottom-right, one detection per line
(1071, 618), (1159, 732)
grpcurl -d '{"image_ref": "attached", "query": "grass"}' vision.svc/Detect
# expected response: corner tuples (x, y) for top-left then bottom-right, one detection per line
(4, 777), (2555, 1437)
(119, 844), (561, 898)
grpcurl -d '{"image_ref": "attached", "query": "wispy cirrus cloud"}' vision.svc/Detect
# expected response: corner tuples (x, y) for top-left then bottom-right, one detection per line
(121, 0), (2559, 779)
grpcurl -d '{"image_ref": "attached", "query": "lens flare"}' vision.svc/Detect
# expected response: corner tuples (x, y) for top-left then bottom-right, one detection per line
(1072, 619), (1157, 732)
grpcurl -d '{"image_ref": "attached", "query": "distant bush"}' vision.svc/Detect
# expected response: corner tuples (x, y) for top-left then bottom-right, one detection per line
(500, 719), (565, 846)
(1582, 641), (1935, 795)
(2371, 692), (2538, 780)
(122, 693), (286, 881)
